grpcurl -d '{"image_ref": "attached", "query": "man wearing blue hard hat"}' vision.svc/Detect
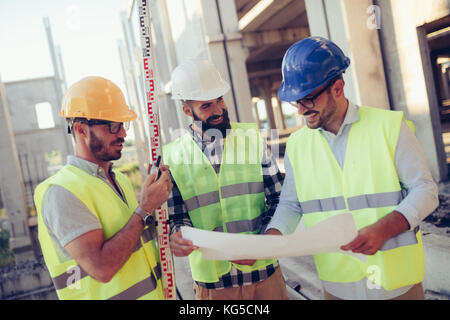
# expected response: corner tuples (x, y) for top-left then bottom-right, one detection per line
(266, 37), (439, 300)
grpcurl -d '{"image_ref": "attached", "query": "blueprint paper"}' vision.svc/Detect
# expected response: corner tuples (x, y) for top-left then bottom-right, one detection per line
(181, 213), (364, 261)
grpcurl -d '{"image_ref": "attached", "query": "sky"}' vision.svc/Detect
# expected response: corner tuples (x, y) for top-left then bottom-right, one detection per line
(0, 0), (128, 90)
(0, 0), (136, 136)
(0, 0), (296, 132)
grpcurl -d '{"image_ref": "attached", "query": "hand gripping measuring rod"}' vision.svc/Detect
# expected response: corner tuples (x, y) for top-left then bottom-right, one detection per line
(137, 0), (176, 300)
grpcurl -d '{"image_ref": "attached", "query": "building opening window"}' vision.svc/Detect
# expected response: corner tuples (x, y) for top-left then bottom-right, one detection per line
(35, 102), (55, 129)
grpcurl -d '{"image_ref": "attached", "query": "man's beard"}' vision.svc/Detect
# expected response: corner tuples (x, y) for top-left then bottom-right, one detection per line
(192, 108), (231, 137)
(304, 94), (337, 130)
(89, 130), (124, 161)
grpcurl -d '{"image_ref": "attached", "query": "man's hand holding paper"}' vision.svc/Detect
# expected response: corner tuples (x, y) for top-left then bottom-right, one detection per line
(181, 213), (359, 261)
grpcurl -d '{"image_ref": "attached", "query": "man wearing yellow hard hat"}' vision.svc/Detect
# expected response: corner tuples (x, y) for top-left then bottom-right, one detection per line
(34, 76), (172, 300)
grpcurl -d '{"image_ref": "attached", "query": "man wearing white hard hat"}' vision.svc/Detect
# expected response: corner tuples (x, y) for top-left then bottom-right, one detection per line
(163, 60), (288, 300)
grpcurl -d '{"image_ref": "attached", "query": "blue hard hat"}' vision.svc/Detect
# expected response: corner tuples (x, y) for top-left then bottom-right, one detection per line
(278, 36), (350, 102)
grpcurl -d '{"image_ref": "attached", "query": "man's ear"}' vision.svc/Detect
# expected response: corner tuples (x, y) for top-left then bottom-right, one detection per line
(182, 104), (193, 117)
(72, 121), (88, 139)
(332, 79), (345, 99)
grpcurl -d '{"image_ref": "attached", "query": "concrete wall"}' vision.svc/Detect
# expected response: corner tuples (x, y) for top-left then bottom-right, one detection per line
(162, 0), (255, 125)
(304, 0), (390, 108)
(5, 77), (73, 161)
(305, 0), (450, 182)
(304, 0), (359, 105)
(0, 80), (33, 263)
(0, 77), (73, 262)
(200, 0), (255, 123)
(376, 0), (450, 182)
(422, 232), (450, 296)
(5, 77), (74, 209)
(0, 260), (57, 300)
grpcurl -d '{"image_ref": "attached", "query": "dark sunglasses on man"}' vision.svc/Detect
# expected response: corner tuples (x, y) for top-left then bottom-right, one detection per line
(289, 78), (339, 109)
(68, 118), (130, 134)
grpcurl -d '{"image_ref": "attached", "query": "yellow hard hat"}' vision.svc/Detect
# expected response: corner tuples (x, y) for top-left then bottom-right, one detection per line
(60, 76), (137, 122)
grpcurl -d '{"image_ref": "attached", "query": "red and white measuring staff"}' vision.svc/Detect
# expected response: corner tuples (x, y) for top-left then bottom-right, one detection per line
(137, 0), (176, 300)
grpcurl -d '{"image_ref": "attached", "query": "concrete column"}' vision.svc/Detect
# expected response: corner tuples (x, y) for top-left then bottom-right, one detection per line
(262, 78), (277, 129)
(118, 39), (147, 178)
(340, 0), (390, 109)
(43, 17), (74, 158)
(276, 97), (287, 130)
(0, 78), (33, 263)
(305, 0), (450, 181)
(121, 12), (150, 164)
(304, 0), (357, 104)
(252, 100), (262, 129)
(200, 0), (255, 123)
(376, 0), (450, 182)
(147, 0), (188, 142)
(156, 0), (191, 131)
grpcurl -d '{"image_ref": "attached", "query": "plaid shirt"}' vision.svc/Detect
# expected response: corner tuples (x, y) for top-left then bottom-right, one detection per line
(167, 124), (284, 289)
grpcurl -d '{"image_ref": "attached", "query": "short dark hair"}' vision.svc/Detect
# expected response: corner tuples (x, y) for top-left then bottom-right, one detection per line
(66, 117), (88, 139)
(181, 99), (192, 107)
(327, 74), (344, 93)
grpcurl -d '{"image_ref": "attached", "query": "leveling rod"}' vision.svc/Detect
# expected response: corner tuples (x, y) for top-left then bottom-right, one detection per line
(137, 0), (176, 300)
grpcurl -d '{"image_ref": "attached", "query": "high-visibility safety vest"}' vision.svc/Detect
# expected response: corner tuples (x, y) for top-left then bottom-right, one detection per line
(287, 106), (425, 290)
(163, 123), (277, 283)
(34, 165), (164, 300)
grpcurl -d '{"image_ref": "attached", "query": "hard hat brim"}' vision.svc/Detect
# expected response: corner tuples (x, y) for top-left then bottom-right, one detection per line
(60, 107), (138, 122)
(170, 82), (230, 101)
(278, 70), (347, 102)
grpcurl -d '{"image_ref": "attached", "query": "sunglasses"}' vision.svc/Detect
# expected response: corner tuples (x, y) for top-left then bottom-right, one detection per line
(72, 119), (130, 134)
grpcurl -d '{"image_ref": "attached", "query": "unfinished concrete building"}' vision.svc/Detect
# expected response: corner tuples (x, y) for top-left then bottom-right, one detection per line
(1, 0), (449, 300)
(0, 76), (73, 262)
(118, 1), (450, 298)
(121, 0), (450, 183)
(0, 16), (72, 264)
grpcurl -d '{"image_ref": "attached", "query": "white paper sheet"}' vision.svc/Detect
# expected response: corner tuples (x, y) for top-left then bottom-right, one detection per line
(181, 213), (365, 261)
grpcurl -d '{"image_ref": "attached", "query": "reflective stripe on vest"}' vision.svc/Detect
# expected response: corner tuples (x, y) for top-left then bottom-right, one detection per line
(184, 191), (220, 212)
(300, 190), (407, 213)
(184, 181), (265, 212)
(347, 190), (406, 211)
(52, 262), (162, 291)
(380, 226), (419, 251)
(221, 181), (265, 198)
(184, 181), (264, 233)
(299, 191), (419, 251)
(52, 266), (89, 290)
(163, 123), (277, 283)
(108, 273), (158, 300)
(108, 263), (162, 300)
(34, 165), (164, 300)
(300, 196), (346, 213)
(286, 106), (425, 290)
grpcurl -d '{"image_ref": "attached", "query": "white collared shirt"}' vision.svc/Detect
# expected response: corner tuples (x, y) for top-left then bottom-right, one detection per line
(267, 102), (439, 299)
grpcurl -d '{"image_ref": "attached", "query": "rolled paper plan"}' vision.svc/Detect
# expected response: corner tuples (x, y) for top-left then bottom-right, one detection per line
(181, 213), (366, 262)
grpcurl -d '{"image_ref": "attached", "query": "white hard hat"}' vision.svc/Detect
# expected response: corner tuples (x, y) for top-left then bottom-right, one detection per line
(170, 59), (230, 101)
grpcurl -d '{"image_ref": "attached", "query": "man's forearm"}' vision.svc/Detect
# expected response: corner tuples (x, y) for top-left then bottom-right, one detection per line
(95, 214), (144, 282)
(341, 210), (411, 255)
(376, 210), (411, 241)
(265, 228), (282, 236)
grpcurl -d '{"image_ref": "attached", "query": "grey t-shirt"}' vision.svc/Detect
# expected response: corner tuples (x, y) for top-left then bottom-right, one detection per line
(41, 156), (127, 261)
